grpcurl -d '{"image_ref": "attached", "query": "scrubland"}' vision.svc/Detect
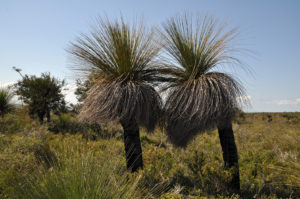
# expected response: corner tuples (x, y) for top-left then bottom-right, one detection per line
(0, 108), (299, 198)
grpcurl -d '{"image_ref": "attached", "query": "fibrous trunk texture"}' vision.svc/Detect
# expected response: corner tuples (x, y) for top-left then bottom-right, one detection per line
(78, 82), (162, 133)
(120, 118), (143, 172)
(218, 122), (240, 192)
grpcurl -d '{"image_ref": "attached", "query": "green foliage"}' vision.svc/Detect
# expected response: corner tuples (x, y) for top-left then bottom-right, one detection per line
(0, 129), (56, 198)
(160, 193), (184, 199)
(15, 72), (65, 123)
(69, 17), (161, 83)
(142, 144), (177, 188)
(160, 14), (241, 82)
(48, 113), (84, 134)
(186, 150), (235, 195)
(48, 113), (123, 141)
(0, 113), (23, 134)
(0, 87), (15, 117)
(74, 79), (93, 103)
(0, 106), (40, 134)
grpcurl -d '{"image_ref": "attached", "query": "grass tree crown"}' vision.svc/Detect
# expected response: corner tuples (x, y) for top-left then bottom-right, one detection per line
(160, 14), (246, 147)
(0, 87), (15, 117)
(68, 17), (162, 131)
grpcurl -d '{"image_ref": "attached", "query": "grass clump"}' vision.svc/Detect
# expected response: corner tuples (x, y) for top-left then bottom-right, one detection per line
(1, 133), (148, 199)
(0, 129), (56, 198)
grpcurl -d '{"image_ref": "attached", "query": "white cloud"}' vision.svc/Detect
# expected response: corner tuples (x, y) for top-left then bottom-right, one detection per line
(62, 83), (78, 104)
(0, 81), (16, 88)
(266, 99), (300, 105)
(237, 95), (251, 101)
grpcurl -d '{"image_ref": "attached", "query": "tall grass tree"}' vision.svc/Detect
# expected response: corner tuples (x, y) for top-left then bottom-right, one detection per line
(0, 87), (15, 117)
(68, 17), (163, 172)
(160, 14), (246, 191)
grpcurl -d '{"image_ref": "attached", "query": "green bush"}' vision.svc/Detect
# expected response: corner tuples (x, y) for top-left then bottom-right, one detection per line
(0, 113), (23, 134)
(0, 106), (40, 134)
(48, 113), (123, 141)
(48, 113), (84, 134)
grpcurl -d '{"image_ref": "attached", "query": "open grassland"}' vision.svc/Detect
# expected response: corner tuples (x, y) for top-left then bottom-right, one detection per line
(0, 109), (299, 198)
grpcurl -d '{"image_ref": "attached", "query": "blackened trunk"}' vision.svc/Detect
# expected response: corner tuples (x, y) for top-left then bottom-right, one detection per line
(38, 111), (44, 124)
(218, 122), (240, 192)
(120, 118), (143, 172)
(46, 109), (51, 122)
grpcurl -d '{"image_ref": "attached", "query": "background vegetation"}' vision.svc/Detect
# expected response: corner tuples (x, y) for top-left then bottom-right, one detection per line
(0, 108), (299, 198)
(14, 72), (66, 123)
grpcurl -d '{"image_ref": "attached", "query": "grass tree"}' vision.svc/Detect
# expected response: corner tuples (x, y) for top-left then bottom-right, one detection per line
(0, 87), (15, 117)
(68, 17), (162, 172)
(160, 15), (246, 191)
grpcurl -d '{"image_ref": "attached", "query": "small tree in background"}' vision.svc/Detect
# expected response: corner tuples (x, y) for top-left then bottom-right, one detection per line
(15, 72), (66, 123)
(0, 87), (15, 117)
(69, 78), (93, 114)
(75, 79), (93, 103)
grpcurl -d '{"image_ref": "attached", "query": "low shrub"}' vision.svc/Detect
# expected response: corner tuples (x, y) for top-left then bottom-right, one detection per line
(48, 113), (123, 141)
(0, 129), (56, 198)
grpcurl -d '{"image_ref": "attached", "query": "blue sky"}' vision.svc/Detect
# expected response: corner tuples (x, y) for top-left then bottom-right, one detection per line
(1, 0), (300, 112)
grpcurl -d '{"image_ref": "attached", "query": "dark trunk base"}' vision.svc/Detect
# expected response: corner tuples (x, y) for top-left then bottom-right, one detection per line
(121, 119), (143, 172)
(38, 112), (44, 124)
(46, 109), (51, 122)
(218, 122), (240, 192)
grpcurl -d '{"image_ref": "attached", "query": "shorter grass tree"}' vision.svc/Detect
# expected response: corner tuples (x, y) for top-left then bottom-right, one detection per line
(68, 17), (163, 172)
(160, 14), (247, 192)
(15, 72), (65, 123)
(0, 87), (15, 117)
